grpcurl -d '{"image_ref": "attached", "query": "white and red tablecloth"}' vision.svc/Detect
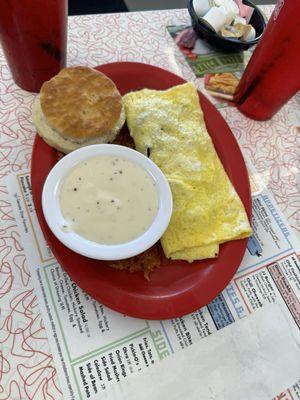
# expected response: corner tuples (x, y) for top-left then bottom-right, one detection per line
(0, 6), (299, 399)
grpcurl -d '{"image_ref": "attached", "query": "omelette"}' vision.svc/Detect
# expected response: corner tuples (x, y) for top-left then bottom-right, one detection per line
(123, 83), (252, 262)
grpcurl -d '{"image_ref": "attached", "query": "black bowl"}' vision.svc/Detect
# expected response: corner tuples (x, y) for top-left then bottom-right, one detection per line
(187, 0), (267, 52)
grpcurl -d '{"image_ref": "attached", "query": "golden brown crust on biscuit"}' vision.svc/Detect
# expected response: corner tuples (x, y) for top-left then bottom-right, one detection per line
(40, 67), (122, 140)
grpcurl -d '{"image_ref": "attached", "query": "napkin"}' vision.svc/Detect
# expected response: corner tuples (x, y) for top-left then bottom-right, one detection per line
(101, 304), (300, 400)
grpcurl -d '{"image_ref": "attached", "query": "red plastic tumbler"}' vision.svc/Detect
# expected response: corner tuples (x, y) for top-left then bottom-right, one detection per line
(0, 0), (67, 92)
(235, 0), (300, 120)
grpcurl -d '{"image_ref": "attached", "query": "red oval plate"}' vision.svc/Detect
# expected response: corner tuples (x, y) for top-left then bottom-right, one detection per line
(31, 62), (251, 320)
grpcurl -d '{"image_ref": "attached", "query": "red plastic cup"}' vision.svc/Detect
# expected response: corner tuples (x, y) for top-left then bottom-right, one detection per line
(234, 0), (300, 120)
(0, 0), (67, 93)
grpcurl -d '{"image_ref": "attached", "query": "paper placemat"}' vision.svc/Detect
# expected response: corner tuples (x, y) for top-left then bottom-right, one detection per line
(102, 304), (300, 400)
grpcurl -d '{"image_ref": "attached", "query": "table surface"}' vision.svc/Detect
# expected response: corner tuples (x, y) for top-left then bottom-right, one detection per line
(0, 5), (299, 400)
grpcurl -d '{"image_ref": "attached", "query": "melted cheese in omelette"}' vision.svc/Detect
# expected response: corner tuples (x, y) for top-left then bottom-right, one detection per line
(124, 83), (252, 262)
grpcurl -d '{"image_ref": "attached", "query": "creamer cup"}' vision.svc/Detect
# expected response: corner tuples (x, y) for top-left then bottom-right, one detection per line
(193, 0), (215, 17)
(201, 6), (227, 32)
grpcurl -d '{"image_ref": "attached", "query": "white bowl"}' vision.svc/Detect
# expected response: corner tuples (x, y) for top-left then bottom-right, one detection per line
(42, 144), (173, 260)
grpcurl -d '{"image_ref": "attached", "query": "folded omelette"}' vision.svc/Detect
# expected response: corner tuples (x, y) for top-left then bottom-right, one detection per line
(123, 83), (252, 262)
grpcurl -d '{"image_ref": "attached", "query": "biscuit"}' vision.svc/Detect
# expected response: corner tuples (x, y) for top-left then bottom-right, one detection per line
(40, 66), (123, 141)
(32, 97), (125, 153)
